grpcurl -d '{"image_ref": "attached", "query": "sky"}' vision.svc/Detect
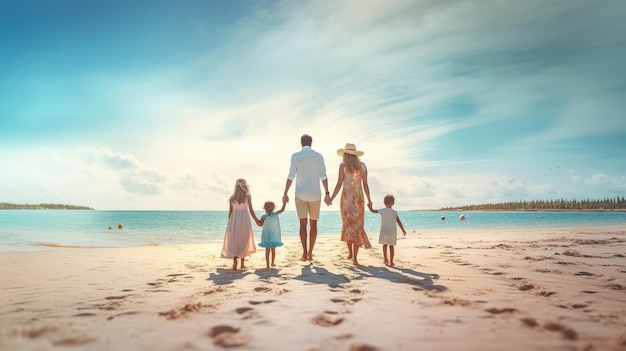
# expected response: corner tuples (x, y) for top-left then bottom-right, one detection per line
(1, 0), (625, 211)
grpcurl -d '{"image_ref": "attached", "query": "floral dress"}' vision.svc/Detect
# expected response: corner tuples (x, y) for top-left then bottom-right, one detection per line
(340, 163), (372, 248)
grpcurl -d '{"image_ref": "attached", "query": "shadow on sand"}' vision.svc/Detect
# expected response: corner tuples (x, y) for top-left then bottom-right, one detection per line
(354, 265), (446, 291)
(207, 268), (251, 285)
(293, 264), (350, 287)
(292, 263), (446, 291)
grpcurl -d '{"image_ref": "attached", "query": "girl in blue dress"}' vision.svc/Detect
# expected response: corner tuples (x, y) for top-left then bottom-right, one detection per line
(253, 199), (286, 269)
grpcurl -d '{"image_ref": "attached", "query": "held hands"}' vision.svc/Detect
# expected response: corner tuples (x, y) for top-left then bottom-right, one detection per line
(367, 202), (374, 211)
(324, 194), (332, 206)
(282, 194), (289, 204)
(403, 229), (407, 237)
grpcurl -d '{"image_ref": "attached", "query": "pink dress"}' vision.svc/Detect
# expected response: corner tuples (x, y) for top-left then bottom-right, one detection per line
(221, 201), (256, 258)
(340, 163), (372, 248)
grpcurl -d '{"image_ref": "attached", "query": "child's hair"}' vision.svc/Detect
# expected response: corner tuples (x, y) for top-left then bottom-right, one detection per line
(263, 201), (275, 214)
(384, 195), (395, 206)
(230, 179), (250, 204)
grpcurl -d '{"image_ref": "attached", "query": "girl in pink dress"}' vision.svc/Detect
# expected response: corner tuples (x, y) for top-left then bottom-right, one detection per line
(221, 179), (257, 270)
(329, 143), (373, 265)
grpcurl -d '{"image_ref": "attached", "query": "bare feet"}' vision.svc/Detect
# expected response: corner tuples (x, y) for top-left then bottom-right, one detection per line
(240, 264), (246, 269)
(307, 254), (313, 261)
(384, 259), (389, 265)
(352, 260), (359, 266)
(232, 258), (238, 270)
(389, 262), (395, 267)
(300, 256), (307, 261)
(347, 254), (352, 260)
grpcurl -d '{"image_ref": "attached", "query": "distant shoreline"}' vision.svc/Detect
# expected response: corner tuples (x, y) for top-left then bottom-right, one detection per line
(419, 209), (626, 213)
(0, 203), (94, 210)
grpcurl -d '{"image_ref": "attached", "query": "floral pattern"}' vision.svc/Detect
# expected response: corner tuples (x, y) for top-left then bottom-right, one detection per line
(340, 164), (372, 248)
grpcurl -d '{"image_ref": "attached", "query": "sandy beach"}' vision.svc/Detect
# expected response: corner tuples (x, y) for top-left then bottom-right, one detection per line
(1, 226), (625, 351)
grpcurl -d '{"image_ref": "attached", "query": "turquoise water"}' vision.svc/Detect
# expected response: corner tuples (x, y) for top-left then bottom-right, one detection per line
(1, 210), (625, 253)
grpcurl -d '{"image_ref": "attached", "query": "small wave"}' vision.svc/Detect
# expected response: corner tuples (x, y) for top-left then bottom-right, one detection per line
(34, 242), (115, 249)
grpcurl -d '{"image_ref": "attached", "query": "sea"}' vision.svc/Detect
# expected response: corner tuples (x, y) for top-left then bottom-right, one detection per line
(1, 210), (625, 253)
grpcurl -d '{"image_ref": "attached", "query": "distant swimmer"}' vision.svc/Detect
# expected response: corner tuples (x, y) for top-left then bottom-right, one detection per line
(118, 223), (123, 230)
(459, 214), (466, 221)
(108, 226), (112, 230)
(441, 216), (446, 221)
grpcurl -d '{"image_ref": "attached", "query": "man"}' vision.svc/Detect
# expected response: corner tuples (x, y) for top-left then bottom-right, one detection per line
(283, 134), (331, 261)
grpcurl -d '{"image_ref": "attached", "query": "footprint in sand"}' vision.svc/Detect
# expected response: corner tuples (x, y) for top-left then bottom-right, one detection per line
(349, 344), (379, 351)
(575, 271), (595, 276)
(249, 300), (275, 305)
(518, 284), (534, 291)
(105, 295), (131, 300)
(542, 321), (578, 340)
(485, 307), (517, 314)
(208, 325), (250, 348)
(254, 287), (271, 293)
(330, 297), (361, 305)
(443, 298), (472, 307)
(235, 307), (258, 319)
(106, 311), (140, 320)
(159, 302), (214, 320)
(481, 268), (504, 275)
(52, 335), (97, 347)
(204, 286), (227, 295)
(73, 312), (98, 317)
(521, 317), (538, 328)
(312, 313), (344, 327)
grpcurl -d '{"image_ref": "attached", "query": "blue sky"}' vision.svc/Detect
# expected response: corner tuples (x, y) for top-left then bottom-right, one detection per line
(1, 0), (625, 210)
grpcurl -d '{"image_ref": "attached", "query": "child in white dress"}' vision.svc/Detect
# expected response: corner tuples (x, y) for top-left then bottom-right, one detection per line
(252, 199), (286, 269)
(367, 195), (407, 267)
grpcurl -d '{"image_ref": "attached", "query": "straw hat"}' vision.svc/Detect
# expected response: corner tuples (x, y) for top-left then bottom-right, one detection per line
(337, 143), (364, 157)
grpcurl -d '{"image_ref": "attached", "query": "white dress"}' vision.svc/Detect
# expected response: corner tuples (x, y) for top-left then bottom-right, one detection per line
(378, 208), (399, 246)
(221, 201), (256, 258)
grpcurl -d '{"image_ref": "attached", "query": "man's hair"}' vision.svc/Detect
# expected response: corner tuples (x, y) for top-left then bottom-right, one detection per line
(301, 134), (312, 146)
(384, 195), (395, 206)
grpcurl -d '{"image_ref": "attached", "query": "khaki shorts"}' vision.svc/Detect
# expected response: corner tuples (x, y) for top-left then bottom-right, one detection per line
(295, 197), (321, 220)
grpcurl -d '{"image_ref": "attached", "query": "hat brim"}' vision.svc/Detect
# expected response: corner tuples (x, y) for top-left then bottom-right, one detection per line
(337, 149), (364, 157)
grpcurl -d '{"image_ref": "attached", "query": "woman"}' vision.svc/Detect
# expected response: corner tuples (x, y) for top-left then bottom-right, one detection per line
(329, 143), (372, 265)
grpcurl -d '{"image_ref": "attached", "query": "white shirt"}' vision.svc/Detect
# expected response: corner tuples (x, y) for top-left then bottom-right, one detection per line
(288, 146), (328, 201)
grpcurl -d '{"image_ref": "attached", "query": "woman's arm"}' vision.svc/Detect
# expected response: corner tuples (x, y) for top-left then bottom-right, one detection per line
(361, 162), (373, 207)
(329, 163), (345, 203)
(228, 201), (233, 218)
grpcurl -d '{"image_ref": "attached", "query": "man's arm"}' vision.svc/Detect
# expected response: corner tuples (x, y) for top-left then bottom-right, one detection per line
(283, 179), (293, 204)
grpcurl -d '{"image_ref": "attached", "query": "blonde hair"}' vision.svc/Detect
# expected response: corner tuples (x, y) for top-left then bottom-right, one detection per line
(263, 201), (275, 214)
(342, 153), (362, 173)
(229, 178), (250, 204)
(384, 195), (395, 206)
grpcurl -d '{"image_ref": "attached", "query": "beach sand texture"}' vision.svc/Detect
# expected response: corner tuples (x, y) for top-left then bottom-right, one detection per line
(1, 226), (625, 351)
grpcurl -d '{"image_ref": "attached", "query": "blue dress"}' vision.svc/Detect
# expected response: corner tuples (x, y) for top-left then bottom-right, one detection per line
(258, 212), (284, 248)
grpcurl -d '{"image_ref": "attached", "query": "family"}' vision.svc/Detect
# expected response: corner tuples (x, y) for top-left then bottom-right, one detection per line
(220, 134), (407, 270)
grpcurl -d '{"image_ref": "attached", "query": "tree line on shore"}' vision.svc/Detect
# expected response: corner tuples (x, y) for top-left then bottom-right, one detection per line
(440, 197), (626, 211)
(0, 203), (94, 210)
